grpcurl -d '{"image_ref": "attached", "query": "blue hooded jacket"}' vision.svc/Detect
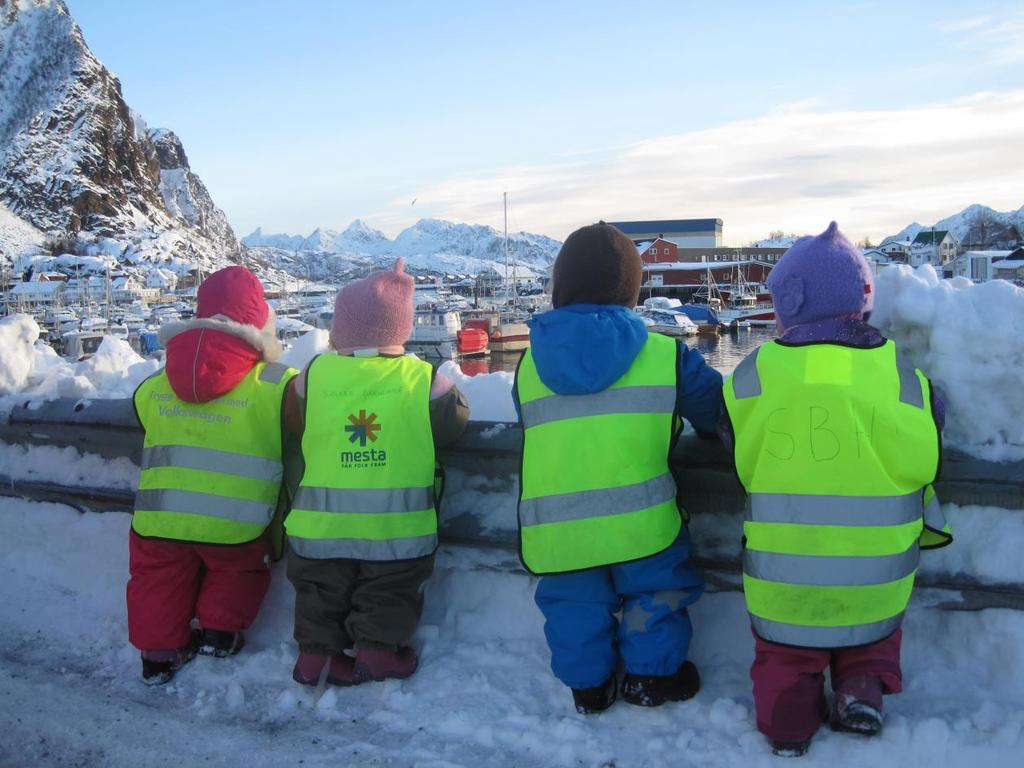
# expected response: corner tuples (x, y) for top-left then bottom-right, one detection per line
(515, 304), (723, 434)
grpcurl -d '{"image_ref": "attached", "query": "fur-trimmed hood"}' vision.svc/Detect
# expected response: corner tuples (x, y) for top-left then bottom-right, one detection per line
(158, 312), (282, 362)
(161, 311), (282, 403)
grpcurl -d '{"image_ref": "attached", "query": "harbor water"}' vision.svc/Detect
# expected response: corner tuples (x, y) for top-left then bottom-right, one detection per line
(459, 328), (776, 377)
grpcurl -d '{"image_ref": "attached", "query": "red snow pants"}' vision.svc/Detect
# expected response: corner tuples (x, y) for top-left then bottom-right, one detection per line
(127, 530), (272, 652)
(751, 627), (903, 743)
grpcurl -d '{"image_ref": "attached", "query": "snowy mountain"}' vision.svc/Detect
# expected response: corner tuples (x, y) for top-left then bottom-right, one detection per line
(245, 218), (561, 281)
(751, 234), (800, 248)
(881, 204), (1024, 249)
(0, 0), (239, 277)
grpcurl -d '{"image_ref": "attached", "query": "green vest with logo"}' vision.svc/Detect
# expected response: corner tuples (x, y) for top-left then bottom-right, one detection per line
(516, 331), (683, 575)
(133, 361), (297, 544)
(285, 354), (438, 560)
(723, 340), (952, 648)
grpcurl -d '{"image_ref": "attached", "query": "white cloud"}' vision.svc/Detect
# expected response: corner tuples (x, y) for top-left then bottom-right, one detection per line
(939, 10), (1024, 66)
(368, 90), (1024, 245)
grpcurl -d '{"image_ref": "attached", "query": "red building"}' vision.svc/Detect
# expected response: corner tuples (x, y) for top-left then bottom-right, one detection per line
(639, 238), (679, 264)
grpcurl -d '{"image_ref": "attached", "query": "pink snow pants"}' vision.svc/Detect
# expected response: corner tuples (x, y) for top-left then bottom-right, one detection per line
(127, 530), (271, 652)
(751, 627), (903, 743)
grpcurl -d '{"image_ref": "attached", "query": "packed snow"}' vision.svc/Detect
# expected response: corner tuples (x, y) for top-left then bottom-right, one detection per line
(0, 496), (1022, 768)
(872, 265), (1024, 461)
(0, 314), (158, 409)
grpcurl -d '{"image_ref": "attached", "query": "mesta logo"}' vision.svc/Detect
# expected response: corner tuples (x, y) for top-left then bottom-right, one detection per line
(345, 409), (381, 447)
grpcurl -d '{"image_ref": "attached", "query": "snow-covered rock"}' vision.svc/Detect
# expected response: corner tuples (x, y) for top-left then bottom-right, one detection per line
(0, 0), (240, 275)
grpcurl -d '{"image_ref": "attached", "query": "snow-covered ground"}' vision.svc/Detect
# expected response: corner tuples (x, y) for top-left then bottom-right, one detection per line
(0, 496), (1021, 768)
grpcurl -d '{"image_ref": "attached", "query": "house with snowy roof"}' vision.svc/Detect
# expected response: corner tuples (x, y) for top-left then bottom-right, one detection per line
(946, 250), (1014, 282)
(476, 264), (541, 293)
(992, 256), (1024, 285)
(910, 229), (959, 267)
(7, 279), (65, 306)
(879, 237), (913, 262)
(861, 248), (891, 273)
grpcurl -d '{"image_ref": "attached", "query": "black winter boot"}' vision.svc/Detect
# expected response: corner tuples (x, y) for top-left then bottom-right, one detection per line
(197, 629), (245, 658)
(141, 634), (198, 686)
(622, 660), (700, 707)
(771, 739), (811, 758)
(571, 676), (617, 714)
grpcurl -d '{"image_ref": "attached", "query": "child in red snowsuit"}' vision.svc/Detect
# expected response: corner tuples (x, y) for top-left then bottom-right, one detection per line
(127, 267), (296, 684)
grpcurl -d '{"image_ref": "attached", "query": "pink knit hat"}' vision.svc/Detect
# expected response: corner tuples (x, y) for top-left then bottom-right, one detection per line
(331, 258), (415, 352)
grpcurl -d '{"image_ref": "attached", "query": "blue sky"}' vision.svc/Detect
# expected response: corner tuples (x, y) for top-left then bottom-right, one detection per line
(69, 0), (1024, 243)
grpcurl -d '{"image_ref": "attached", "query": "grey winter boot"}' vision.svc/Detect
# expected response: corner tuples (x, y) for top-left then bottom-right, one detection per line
(832, 675), (884, 736)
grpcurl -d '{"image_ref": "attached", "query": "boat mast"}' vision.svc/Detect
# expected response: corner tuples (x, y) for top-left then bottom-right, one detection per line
(503, 191), (509, 308)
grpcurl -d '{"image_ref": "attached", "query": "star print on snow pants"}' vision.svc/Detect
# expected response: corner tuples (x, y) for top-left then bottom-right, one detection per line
(534, 529), (705, 689)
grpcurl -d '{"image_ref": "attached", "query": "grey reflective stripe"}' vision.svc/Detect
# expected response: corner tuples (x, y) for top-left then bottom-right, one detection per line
(924, 495), (947, 531)
(520, 385), (675, 429)
(134, 489), (273, 526)
(520, 473), (677, 527)
(749, 492), (923, 527)
(288, 533), (437, 560)
(750, 612), (904, 648)
(259, 362), (291, 384)
(896, 356), (924, 408)
(744, 546), (919, 587)
(293, 485), (435, 514)
(141, 445), (283, 482)
(731, 348), (762, 399)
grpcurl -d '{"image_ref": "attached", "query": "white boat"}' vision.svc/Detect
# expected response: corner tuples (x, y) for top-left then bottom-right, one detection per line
(62, 329), (105, 360)
(277, 317), (315, 346)
(407, 308), (461, 359)
(636, 307), (699, 336)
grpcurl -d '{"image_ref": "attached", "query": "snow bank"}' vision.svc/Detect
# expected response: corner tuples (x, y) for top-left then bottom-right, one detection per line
(0, 315), (159, 407)
(873, 265), (1024, 461)
(279, 328), (329, 370)
(0, 313), (38, 392)
(2, 497), (1023, 767)
(0, 442), (138, 490)
(439, 360), (517, 422)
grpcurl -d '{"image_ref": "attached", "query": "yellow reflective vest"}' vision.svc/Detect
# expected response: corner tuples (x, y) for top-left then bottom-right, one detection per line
(516, 331), (683, 574)
(133, 362), (296, 544)
(285, 354), (438, 560)
(723, 340), (952, 648)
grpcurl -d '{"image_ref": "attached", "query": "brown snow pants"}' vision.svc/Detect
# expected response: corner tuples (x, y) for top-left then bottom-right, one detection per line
(287, 551), (435, 655)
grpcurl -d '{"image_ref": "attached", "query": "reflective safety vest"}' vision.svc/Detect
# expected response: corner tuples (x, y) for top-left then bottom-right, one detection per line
(133, 361), (297, 544)
(723, 340), (952, 648)
(516, 331), (683, 575)
(285, 354), (438, 561)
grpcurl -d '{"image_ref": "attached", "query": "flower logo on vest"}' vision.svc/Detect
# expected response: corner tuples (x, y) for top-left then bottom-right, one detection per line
(345, 409), (381, 447)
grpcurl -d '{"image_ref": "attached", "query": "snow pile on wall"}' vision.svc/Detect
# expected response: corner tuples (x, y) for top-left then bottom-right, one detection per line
(279, 328), (330, 370)
(0, 313), (39, 392)
(0, 314), (159, 404)
(873, 265), (1024, 461)
(439, 361), (517, 422)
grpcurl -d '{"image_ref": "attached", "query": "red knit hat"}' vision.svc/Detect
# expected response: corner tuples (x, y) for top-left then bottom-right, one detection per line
(331, 258), (415, 352)
(197, 266), (270, 326)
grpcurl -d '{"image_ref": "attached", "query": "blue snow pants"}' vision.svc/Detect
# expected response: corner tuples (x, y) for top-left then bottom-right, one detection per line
(534, 529), (705, 690)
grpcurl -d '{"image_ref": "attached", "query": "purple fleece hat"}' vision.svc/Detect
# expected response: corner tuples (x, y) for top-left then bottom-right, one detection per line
(767, 221), (874, 329)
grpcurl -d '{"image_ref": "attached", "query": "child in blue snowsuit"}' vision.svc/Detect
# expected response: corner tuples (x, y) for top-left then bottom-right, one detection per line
(513, 222), (722, 713)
